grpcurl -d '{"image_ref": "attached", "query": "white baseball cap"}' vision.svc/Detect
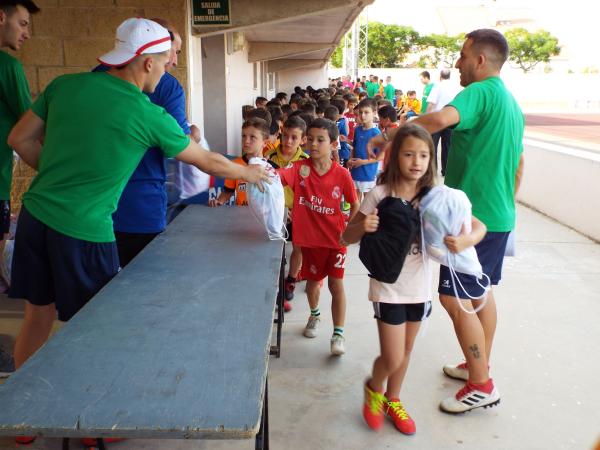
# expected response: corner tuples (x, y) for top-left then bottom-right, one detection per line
(98, 18), (172, 67)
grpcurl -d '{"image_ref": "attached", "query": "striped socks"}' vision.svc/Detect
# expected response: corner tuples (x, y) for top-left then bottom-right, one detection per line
(333, 327), (344, 337)
(310, 307), (320, 317)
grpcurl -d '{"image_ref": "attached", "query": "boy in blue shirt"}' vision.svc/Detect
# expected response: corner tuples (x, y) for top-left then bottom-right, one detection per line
(348, 99), (381, 201)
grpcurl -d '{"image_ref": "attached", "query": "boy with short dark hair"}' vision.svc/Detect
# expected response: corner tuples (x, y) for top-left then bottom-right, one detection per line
(301, 102), (317, 117)
(255, 96), (268, 109)
(209, 117), (269, 207)
(278, 118), (359, 355)
(378, 104), (399, 134)
(275, 92), (288, 104)
(289, 96), (301, 111)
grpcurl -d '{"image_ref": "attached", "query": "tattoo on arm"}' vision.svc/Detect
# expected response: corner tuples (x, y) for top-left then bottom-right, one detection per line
(469, 344), (481, 359)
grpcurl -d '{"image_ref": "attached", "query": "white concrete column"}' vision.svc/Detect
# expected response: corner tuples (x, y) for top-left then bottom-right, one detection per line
(201, 35), (228, 154)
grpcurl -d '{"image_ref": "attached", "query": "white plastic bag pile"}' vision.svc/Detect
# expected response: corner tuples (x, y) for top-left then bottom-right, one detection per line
(419, 185), (490, 311)
(247, 157), (286, 240)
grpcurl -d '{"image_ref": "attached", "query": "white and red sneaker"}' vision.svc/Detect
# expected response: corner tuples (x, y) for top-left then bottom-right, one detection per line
(439, 379), (500, 414)
(443, 362), (469, 381)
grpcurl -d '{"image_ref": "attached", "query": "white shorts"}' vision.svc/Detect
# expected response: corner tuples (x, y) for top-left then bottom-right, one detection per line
(354, 180), (376, 193)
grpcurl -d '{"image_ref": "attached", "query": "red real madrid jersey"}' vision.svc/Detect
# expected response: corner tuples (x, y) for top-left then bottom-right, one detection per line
(278, 160), (357, 249)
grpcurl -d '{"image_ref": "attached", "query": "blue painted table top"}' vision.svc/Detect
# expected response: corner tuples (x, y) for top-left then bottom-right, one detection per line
(0, 206), (283, 439)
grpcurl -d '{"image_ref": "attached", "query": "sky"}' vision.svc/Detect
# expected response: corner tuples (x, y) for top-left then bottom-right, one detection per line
(365, 0), (598, 69)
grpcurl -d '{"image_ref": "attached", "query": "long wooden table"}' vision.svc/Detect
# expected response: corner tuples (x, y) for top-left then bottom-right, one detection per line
(0, 206), (284, 449)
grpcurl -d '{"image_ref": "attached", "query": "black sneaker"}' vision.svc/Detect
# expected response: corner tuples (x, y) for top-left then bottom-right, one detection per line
(0, 347), (15, 378)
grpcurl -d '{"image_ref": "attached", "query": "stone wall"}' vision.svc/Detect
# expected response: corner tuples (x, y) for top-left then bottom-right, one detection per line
(10, 0), (190, 212)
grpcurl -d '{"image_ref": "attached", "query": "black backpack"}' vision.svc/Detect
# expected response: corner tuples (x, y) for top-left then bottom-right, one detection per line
(359, 188), (429, 283)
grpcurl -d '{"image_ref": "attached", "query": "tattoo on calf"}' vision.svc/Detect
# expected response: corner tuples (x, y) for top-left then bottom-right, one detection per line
(469, 344), (481, 359)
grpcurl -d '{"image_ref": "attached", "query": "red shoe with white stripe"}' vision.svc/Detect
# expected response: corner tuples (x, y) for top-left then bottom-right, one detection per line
(439, 378), (500, 414)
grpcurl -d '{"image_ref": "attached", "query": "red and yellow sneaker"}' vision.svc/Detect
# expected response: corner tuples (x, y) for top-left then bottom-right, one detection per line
(385, 398), (416, 435)
(362, 381), (386, 431)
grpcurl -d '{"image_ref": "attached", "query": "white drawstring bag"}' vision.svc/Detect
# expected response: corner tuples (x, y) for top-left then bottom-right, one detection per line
(419, 185), (490, 313)
(247, 157), (286, 241)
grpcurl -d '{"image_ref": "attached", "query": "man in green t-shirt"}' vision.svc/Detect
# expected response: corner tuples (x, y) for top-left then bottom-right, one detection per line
(7, 18), (269, 378)
(0, 0), (40, 380)
(419, 70), (434, 113)
(367, 75), (380, 98)
(370, 29), (525, 415)
(383, 76), (395, 102)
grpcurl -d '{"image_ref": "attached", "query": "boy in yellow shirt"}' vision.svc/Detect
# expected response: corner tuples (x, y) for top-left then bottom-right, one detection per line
(401, 90), (421, 119)
(266, 116), (309, 306)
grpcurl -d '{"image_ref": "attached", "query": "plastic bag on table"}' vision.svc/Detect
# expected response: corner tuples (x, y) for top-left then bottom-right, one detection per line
(247, 157), (286, 240)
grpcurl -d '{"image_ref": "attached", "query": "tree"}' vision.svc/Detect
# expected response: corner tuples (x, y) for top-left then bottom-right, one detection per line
(505, 28), (561, 73)
(329, 22), (421, 69)
(417, 33), (464, 68)
(367, 22), (421, 68)
(330, 42), (343, 68)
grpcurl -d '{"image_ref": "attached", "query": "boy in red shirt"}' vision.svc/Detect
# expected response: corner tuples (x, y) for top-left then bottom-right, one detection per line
(278, 118), (359, 355)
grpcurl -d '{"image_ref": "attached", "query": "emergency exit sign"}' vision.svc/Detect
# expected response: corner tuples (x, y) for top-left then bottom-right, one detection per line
(192, 0), (232, 26)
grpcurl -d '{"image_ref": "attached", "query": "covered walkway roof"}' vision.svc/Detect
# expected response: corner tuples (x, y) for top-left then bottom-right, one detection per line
(192, 0), (375, 72)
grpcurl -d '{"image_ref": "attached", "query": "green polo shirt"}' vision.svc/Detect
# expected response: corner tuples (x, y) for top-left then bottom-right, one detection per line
(445, 76), (524, 232)
(0, 51), (32, 200)
(383, 83), (395, 102)
(367, 81), (380, 98)
(421, 82), (434, 114)
(24, 72), (190, 242)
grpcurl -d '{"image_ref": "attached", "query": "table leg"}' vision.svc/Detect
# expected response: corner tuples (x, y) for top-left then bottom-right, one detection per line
(255, 377), (269, 450)
(62, 438), (70, 450)
(270, 248), (285, 358)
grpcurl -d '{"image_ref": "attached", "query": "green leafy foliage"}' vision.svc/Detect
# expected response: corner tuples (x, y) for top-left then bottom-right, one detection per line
(417, 33), (464, 68)
(367, 22), (421, 68)
(331, 42), (343, 68)
(330, 23), (560, 73)
(505, 28), (561, 73)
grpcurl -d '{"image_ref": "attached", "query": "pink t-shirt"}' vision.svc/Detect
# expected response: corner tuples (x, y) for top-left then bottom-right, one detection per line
(359, 185), (431, 304)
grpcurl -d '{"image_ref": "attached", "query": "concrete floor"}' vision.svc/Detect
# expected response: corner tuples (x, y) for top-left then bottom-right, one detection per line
(0, 204), (599, 450)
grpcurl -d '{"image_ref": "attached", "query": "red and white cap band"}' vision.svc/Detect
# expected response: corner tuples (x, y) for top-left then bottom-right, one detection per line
(98, 18), (171, 67)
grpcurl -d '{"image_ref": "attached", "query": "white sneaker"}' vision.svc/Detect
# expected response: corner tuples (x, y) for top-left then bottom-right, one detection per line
(330, 334), (345, 355)
(439, 379), (500, 414)
(303, 315), (321, 338)
(443, 362), (469, 381)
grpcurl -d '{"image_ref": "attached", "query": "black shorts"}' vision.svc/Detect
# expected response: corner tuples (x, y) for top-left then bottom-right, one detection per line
(9, 207), (119, 321)
(438, 231), (510, 300)
(373, 301), (432, 325)
(115, 231), (159, 268)
(0, 200), (10, 235)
